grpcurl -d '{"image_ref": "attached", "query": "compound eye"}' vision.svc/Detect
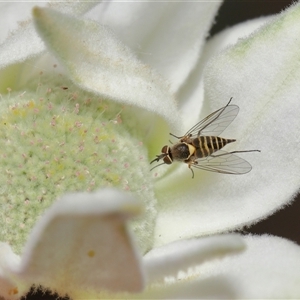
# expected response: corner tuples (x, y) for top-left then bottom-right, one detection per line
(161, 145), (169, 153)
(163, 156), (172, 165)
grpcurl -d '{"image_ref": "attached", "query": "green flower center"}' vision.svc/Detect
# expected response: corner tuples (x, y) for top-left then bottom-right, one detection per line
(1, 75), (156, 254)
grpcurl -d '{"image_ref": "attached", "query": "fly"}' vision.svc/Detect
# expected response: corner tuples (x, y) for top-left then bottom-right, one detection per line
(150, 98), (260, 178)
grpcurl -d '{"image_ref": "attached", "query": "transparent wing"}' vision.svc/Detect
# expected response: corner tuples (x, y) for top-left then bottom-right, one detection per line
(185, 104), (239, 138)
(192, 150), (252, 175)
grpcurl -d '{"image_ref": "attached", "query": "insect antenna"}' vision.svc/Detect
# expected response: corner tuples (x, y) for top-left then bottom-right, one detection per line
(150, 153), (167, 165)
(150, 162), (166, 172)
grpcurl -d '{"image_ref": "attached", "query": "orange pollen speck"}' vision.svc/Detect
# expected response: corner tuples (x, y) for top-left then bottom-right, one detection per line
(88, 250), (95, 257)
(8, 287), (19, 295)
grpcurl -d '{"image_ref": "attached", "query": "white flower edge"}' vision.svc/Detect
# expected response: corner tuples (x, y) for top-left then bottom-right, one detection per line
(143, 234), (244, 284)
(0, 189), (145, 299)
(153, 2), (300, 247)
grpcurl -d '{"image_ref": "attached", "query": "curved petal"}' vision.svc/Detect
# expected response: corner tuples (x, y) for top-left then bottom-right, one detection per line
(198, 235), (300, 298)
(153, 3), (300, 247)
(144, 234), (244, 284)
(0, 3), (97, 70)
(144, 235), (300, 299)
(12, 189), (145, 296)
(32, 7), (181, 134)
(87, 1), (222, 93)
(177, 17), (272, 131)
(202, 17), (273, 64)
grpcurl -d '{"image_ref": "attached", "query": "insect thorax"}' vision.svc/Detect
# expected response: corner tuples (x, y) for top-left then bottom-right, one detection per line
(172, 142), (194, 161)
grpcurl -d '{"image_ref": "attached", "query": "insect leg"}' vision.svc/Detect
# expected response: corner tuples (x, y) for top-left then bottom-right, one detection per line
(187, 160), (198, 179)
(170, 132), (192, 143)
(169, 132), (183, 139)
(188, 164), (195, 179)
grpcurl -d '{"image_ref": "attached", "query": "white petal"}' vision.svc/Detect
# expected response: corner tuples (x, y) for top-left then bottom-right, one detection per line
(178, 17), (271, 130)
(87, 1), (221, 93)
(0, 3), (97, 70)
(145, 235), (300, 299)
(153, 3), (300, 247)
(32, 7), (181, 131)
(14, 189), (145, 295)
(144, 234), (244, 284)
(0, 3), (37, 44)
(0, 243), (20, 278)
(198, 235), (300, 298)
(203, 17), (273, 62)
(0, 243), (29, 300)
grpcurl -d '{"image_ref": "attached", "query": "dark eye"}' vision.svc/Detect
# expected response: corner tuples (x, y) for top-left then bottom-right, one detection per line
(163, 156), (172, 164)
(161, 145), (168, 153)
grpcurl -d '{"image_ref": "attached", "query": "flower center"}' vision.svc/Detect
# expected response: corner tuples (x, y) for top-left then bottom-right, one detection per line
(1, 75), (156, 254)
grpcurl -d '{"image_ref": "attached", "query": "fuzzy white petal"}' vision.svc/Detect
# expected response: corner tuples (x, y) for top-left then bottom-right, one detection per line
(153, 3), (300, 247)
(198, 235), (300, 298)
(32, 7), (181, 132)
(145, 235), (300, 299)
(87, 1), (221, 93)
(203, 17), (273, 63)
(178, 17), (272, 131)
(0, 3), (38, 44)
(0, 3), (97, 70)
(12, 189), (145, 295)
(144, 234), (244, 284)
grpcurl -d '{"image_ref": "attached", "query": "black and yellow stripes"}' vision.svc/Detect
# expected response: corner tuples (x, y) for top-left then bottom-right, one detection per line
(192, 136), (236, 158)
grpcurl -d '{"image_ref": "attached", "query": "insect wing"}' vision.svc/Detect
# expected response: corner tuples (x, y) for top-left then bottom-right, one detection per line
(193, 150), (252, 174)
(185, 104), (239, 138)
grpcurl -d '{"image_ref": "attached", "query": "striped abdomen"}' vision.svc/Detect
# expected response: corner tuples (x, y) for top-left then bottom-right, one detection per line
(192, 136), (235, 158)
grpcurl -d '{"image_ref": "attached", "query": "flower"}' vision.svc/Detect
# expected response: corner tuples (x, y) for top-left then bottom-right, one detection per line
(0, 1), (300, 299)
